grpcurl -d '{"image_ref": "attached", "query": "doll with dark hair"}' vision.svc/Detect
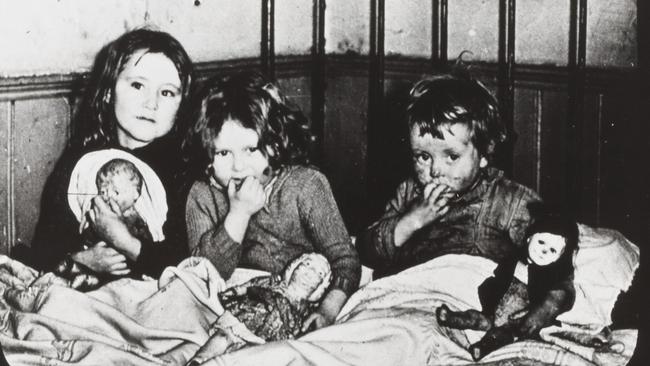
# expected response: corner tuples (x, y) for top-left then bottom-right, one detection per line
(436, 207), (579, 361)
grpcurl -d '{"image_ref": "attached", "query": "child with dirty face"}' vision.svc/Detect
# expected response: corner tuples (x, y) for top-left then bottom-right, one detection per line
(357, 72), (541, 278)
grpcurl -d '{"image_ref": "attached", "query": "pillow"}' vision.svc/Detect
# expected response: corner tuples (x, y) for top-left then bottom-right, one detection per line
(556, 224), (640, 328)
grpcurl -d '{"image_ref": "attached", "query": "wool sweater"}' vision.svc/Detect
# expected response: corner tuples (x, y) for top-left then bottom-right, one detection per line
(185, 165), (360, 296)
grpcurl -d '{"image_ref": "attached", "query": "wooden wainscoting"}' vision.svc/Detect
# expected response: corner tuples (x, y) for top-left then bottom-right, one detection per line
(0, 56), (645, 255)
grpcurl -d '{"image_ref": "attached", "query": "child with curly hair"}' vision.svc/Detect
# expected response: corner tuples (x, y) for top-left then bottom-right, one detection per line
(184, 72), (360, 331)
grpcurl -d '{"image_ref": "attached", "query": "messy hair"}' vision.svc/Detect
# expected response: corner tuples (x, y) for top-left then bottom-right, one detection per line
(407, 69), (506, 160)
(71, 28), (194, 149)
(184, 71), (313, 179)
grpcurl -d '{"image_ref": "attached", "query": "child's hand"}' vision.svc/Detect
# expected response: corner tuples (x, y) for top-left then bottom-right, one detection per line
(301, 288), (347, 333)
(411, 183), (454, 226)
(394, 183), (454, 247)
(227, 176), (265, 218)
(72, 242), (131, 276)
(301, 312), (330, 333)
(89, 197), (140, 259)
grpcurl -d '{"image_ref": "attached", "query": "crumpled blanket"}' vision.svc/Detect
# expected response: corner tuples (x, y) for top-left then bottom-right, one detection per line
(0, 256), (226, 366)
(204, 254), (638, 366)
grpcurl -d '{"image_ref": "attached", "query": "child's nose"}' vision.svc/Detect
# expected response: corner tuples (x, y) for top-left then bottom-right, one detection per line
(429, 159), (443, 177)
(232, 154), (246, 171)
(143, 91), (159, 110)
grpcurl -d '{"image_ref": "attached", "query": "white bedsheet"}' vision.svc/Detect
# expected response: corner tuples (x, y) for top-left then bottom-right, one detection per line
(205, 254), (637, 366)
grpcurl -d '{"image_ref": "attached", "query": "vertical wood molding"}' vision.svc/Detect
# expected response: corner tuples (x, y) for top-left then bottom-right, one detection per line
(311, 0), (326, 165)
(497, 0), (516, 174)
(6, 101), (15, 252)
(535, 90), (543, 194)
(367, 0), (386, 213)
(261, 0), (276, 79)
(595, 93), (603, 225)
(431, 0), (448, 67)
(567, 0), (587, 215)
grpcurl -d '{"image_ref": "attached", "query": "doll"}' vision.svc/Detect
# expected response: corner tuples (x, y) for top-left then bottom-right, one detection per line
(187, 253), (332, 365)
(55, 158), (152, 290)
(436, 208), (579, 360)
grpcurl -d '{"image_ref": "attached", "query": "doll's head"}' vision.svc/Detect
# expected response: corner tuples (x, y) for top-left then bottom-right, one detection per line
(282, 253), (332, 303)
(96, 158), (143, 213)
(406, 72), (506, 194)
(524, 208), (579, 269)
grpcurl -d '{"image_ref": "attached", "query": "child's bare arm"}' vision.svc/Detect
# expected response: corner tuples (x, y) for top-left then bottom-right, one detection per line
(394, 183), (454, 247)
(302, 288), (348, 332)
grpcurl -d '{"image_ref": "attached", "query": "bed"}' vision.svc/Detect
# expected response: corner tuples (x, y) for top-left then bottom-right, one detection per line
(0, 224), (639, 366)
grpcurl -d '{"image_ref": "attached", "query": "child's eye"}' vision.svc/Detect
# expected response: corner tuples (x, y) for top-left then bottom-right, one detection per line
(447, 154), (460, 162)
(161, 89), (176, 98)
(215, 151), (229, 157)
(414, 153), (430, 163)
(131, 82), (144, 90)
(247, 146), (259, 154)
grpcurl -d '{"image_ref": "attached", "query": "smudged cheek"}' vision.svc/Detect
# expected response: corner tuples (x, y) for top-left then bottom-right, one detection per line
(413, 160), (434, 186)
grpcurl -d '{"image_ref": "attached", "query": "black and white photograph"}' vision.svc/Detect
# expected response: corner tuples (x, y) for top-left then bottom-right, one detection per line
(0, 1), (646, 365)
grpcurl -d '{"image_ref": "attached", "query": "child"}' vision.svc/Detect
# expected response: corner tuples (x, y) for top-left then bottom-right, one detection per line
(357, 72), (541, 278)
(30, 28), (193, 279)
(56, 157), (155, 290)
(436, 208), (579, 360)
(184, 72), (360, 330)
(188, 253), (332, 365)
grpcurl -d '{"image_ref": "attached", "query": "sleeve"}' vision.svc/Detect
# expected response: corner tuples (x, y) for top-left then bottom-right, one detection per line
(30, 151), (85, 272)
(299, 172), (361, 296)
(506, 186), (542, 249)
(132, 201), (189, 277)
(355, 182), (410, 269)
(185, 182), (242, 279)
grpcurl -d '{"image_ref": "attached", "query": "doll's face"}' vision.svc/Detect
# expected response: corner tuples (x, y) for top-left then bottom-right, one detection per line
(98, 173), (140, 213)
(527, 232), (567, 266)
(286, 259), (327, 300)
(410, 123), (487, 195)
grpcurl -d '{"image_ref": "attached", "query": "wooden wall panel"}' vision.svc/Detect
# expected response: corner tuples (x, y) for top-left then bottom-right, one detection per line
(512, 88), (541, 192)
(13, 97), (70, 249)
(0, 101), (9, 254)
(0, 59), (644, 252)
(538, 89), (569, 209)
(323, 75), (369, 233)
(578, 92), (602, 225)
